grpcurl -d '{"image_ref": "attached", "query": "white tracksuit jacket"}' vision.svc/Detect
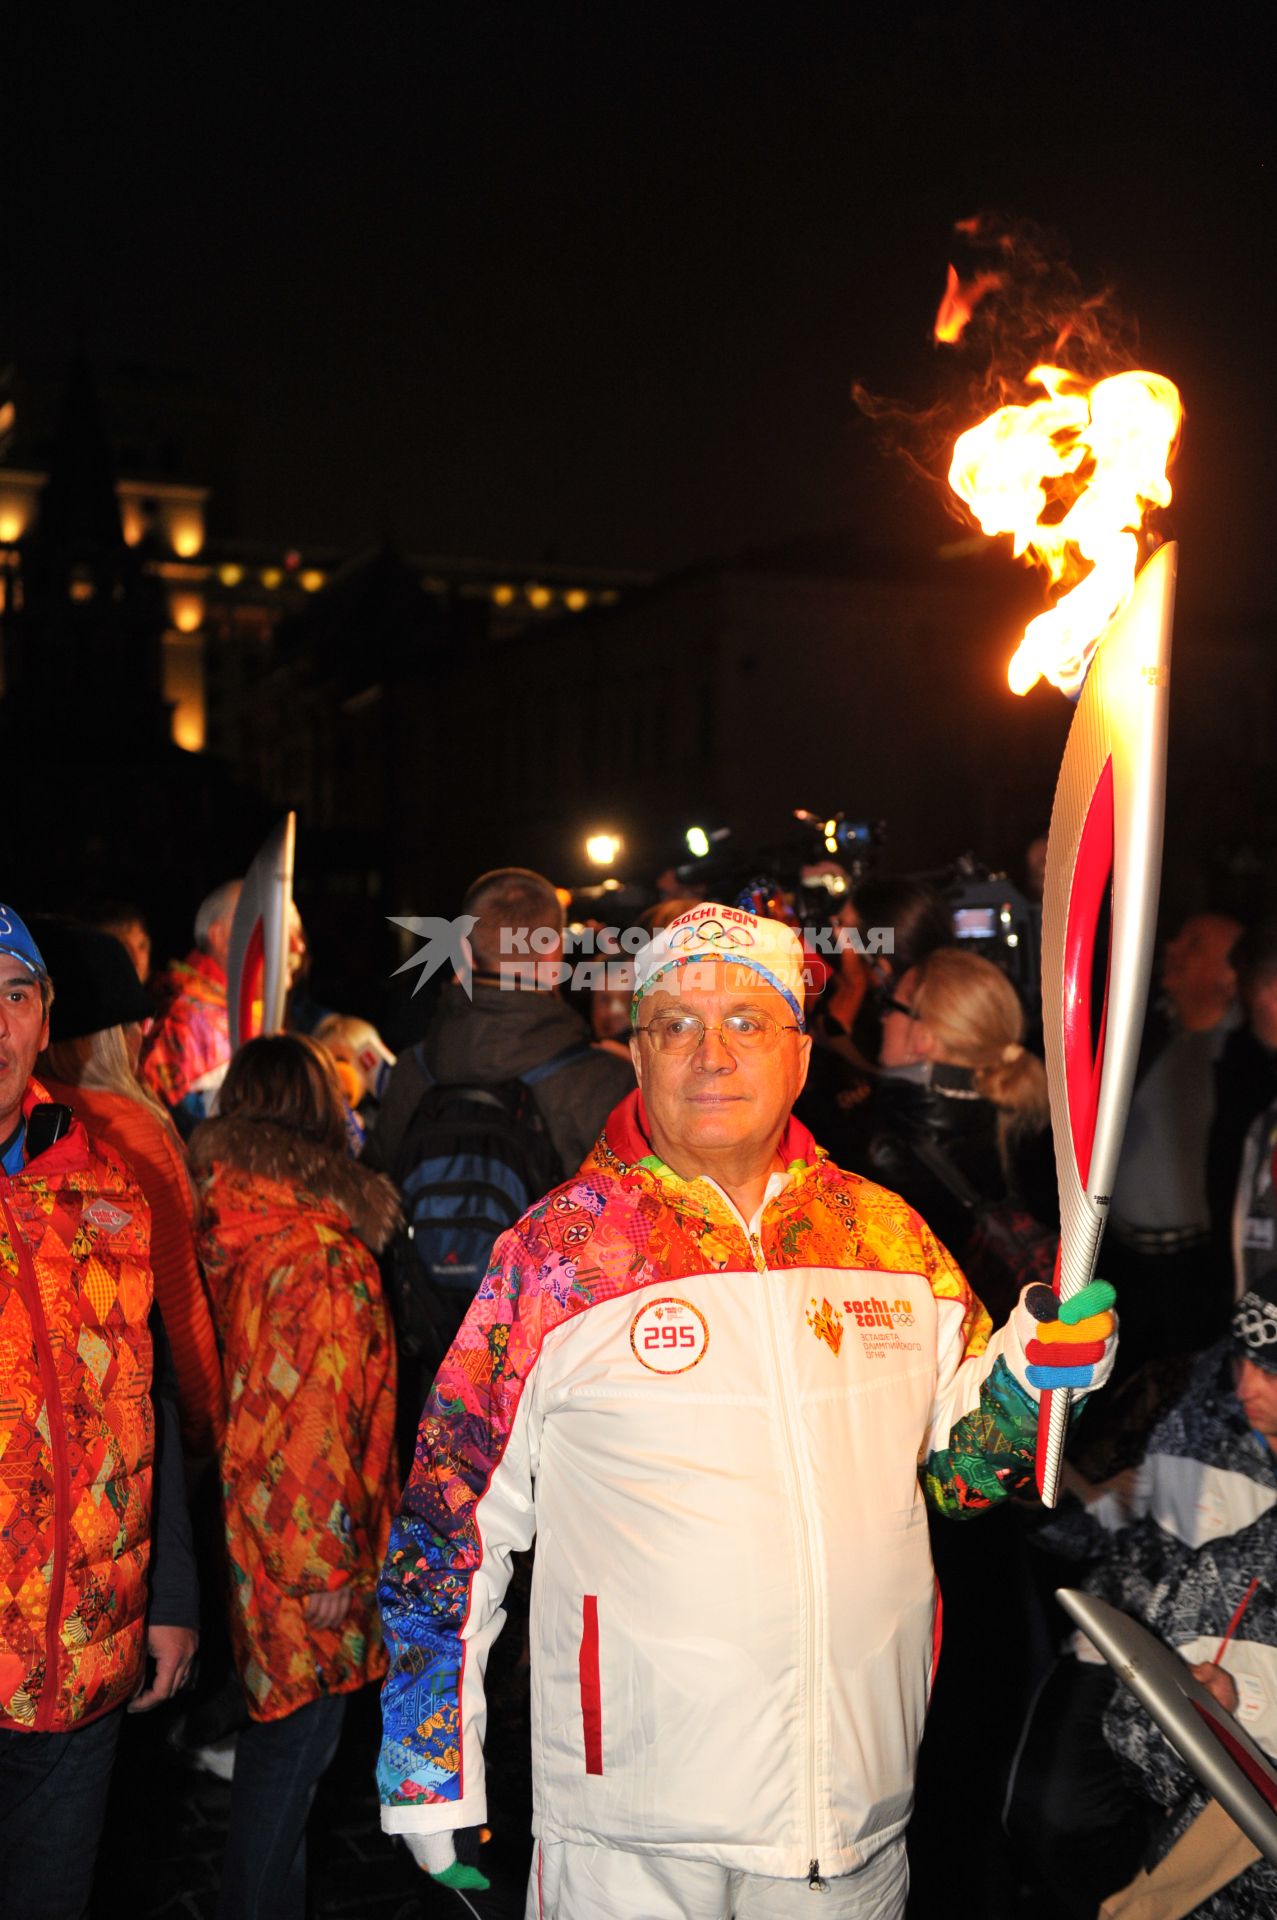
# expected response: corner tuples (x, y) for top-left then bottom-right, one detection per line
(378, 1095), (1043, 1881)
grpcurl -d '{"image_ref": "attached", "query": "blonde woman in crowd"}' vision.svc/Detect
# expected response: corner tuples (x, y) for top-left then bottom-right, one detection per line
(869, 945), (1055, 1316)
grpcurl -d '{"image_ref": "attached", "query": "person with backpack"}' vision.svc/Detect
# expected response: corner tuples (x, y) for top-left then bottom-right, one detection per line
(367, 867), (634, 1389)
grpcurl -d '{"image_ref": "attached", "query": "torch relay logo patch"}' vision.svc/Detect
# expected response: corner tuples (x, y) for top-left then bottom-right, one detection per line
(806, 1298), (844, 1356)
(81, 1199), (133, 1234)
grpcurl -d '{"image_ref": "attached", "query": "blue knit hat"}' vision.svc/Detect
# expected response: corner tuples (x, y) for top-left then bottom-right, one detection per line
(0, 904), (48, 979)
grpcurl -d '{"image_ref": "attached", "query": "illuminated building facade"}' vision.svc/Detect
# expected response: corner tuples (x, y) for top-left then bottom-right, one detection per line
(0, 356), (648, 991)
(1, 355), (644, 760)
(0, 464), (643, 757)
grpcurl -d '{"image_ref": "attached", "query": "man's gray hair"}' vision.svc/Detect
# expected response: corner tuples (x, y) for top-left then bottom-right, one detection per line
(461, 867), (563, 976)
(195, 880), (243, 953)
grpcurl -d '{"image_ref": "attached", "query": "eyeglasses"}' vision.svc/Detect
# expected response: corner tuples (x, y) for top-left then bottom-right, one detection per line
(635, 1012), (803, 1055)
(881, 997), (916, 1019)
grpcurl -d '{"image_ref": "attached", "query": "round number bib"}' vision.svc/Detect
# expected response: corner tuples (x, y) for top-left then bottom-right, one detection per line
(629, 1297), (709, 1375)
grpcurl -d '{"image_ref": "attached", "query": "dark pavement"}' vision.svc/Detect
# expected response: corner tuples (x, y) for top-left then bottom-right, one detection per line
(92, 1686), (534, 1920)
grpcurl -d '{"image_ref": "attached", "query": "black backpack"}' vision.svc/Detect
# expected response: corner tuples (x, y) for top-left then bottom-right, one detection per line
(387, 1040), (588, 1363)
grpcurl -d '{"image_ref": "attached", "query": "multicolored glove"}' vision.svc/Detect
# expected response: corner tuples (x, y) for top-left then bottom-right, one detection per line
(1022, 1279), (1118, 1393)
(403, 1828), (491, 1892)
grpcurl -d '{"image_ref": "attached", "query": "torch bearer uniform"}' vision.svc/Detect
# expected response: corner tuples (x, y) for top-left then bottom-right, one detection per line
(377, 1090), (1051, 1914)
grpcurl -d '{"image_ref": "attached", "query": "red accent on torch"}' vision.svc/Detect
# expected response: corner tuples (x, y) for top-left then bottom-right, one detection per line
(237, 918), (265, 1047)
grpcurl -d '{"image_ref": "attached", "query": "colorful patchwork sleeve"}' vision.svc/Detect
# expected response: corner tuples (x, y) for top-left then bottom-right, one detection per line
(139, 1014), (189, 1106)
(914, 1218), (1040, 1518)
(377, 1224), (545, 1835)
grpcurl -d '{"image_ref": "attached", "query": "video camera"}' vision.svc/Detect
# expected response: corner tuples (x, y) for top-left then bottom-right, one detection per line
(940, 856), (1040, 1003)
(673, 809), (1040, 1004)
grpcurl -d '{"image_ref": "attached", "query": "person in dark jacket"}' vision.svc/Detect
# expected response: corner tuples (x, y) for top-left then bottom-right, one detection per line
(368, 867), (634, 1180)
(1105, 911), (1243, 1372)
(865, 947), (1054, 1284)
(368, 868), (635, 1460)
(0, 904), (198, 1920)
(1207, 919), (1277, 1310)
(867, 946), (1057, 1916)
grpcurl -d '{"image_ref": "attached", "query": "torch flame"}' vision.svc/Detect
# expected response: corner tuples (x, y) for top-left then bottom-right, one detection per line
(933, 264), (1004, 345)
(948, 363), (1182, 695)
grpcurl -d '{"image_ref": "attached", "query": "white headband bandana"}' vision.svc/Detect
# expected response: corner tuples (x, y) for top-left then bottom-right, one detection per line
(631, 903), (806, 1027)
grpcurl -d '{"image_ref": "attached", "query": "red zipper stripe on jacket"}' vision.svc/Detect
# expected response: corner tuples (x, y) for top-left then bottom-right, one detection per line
(0, 1193), (71, 1732)
(579, 1595), (604, 1775)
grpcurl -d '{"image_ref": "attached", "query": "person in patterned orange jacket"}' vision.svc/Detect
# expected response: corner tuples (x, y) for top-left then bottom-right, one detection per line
(140, 880), (241, 1138)
(192, 1032), (399, 1920)
(0, 904), (199, 1920)
(377, 904), (1120, 1919)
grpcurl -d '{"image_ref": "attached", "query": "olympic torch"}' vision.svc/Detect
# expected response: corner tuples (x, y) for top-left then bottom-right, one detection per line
(228, 812), (297, 1053)
(1035, 544), (1174, 1502)
(939, 305), (1183, 1504)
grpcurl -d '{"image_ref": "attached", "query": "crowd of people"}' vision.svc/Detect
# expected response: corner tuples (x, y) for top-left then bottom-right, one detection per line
(1, 856), (1275, 1920)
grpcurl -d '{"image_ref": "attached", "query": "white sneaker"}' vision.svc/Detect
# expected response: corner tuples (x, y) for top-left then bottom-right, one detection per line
(187, 1733), (238, 1781)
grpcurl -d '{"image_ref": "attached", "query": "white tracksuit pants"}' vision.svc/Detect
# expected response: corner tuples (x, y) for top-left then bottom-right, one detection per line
(527, 1836), (908, 1920)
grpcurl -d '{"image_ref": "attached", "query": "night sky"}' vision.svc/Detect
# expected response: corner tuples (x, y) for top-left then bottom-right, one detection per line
(11, 10), (1274, 615)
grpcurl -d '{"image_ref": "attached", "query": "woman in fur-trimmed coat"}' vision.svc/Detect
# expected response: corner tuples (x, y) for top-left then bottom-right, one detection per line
(190, 1034), (399, 1920)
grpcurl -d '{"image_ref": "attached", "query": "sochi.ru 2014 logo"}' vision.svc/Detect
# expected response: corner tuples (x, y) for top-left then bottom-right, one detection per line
(845, 1295), (914, 1328)
(806, 1293), (918, 1360)
(844, 1294), (919, 1359)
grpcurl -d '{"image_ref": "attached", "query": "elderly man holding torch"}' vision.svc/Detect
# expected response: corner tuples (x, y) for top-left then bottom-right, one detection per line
(377, 903), (1116, 1918)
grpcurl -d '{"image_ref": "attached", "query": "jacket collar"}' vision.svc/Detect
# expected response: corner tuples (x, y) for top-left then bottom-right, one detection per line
(164, 950), (228, 1001)
(598, 1087), (819, 1182)
(5, 1077), (95, 1180)
(190, 1115), (402, 1251)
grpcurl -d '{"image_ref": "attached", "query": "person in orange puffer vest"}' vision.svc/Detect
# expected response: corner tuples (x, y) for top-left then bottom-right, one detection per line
(191, 1032), (399, 1920)
(34, 916), (226, 1461)
(0, 904), (199, 1920)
